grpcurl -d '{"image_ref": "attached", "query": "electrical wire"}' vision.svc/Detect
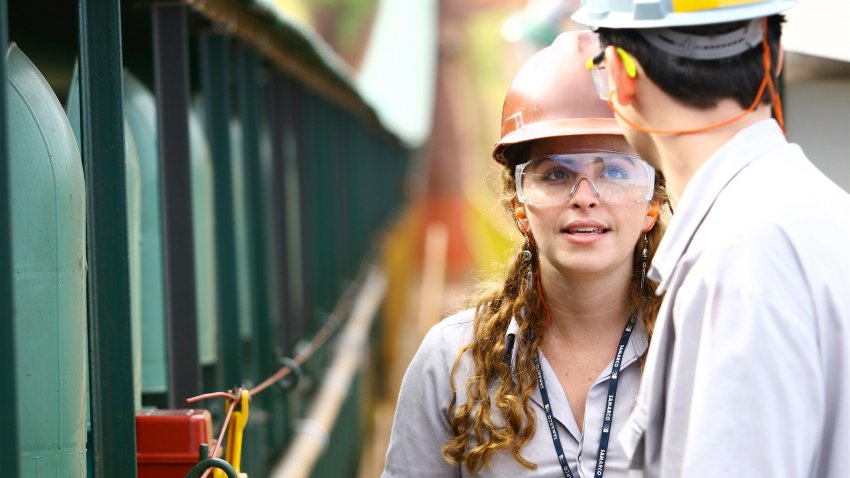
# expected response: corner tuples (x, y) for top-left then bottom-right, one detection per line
(183, 262), (372, 474)
(199, 390), (241, 478)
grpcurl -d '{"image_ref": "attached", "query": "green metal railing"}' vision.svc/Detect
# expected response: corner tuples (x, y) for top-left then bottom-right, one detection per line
(0, 0), (17, 474)
(7, 1), (416, 477)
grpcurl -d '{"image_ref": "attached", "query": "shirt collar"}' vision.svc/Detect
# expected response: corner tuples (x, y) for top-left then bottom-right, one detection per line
(650, 119), (787, 293)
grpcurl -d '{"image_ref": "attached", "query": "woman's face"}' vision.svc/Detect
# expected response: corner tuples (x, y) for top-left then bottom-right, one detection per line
(516, 135), (657, 281)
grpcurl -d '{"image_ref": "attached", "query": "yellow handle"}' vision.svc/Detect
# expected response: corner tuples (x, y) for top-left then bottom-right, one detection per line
(213, 390), (250, 478)
(225, 390), (250, 473)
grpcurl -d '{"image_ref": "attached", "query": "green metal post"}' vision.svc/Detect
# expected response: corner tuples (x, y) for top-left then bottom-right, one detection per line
(313, 98), (332, 315)
(297, 92), (316, 336)
(199, 31), (241, 389)
(327, 107), (344, 285)
(236, 45), (271, 382)
(280, 76), (305, 356)
(152, 3), (201, 406)
(347, 120), (364, 261)
(236, 44), (273, 475)
(266, 72), (288, 357)
(0, 0), (18, 474)
(78, 0), (137, 476)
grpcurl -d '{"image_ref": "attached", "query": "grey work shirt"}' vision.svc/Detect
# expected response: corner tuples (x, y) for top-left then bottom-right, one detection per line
(620, 119), (850, 477)
(383, 308), (648, 477)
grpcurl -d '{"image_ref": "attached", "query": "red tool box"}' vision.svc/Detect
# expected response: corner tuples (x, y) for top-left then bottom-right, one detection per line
(136, 409), (213, 478)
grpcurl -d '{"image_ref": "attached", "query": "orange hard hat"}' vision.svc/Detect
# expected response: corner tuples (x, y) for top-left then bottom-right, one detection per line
(493, 30), (622, 165)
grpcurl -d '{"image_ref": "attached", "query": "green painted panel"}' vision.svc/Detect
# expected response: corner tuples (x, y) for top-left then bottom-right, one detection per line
(66, 67), (143, 409)
(188, 108), (218, 365)
(123, 71), (168, 393)
(230, 120), (254, 340)
(7, 43), (87, 477)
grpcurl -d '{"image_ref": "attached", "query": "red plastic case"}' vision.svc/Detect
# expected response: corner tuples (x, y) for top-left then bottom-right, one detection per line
(136, 409), (213, 478)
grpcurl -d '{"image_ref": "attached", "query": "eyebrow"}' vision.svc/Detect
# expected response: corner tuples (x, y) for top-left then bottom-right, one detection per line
(544, 155), (605, 171)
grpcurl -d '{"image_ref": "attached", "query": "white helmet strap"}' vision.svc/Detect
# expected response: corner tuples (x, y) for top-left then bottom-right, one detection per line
(639, 18), (763, 60)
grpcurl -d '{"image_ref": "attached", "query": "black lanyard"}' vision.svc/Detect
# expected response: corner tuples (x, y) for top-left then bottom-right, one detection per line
(533, 312), (637, 478)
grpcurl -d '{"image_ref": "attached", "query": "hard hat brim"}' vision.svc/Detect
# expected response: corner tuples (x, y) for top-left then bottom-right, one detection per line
(572, 0), (795, 29)
(492, 118), (623, 164)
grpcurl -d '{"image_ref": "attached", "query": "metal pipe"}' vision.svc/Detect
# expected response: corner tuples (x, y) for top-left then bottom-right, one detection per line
(268, 266), (387, 478)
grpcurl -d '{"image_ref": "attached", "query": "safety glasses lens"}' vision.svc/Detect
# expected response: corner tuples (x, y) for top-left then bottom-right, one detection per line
(517, 152), (654, 205)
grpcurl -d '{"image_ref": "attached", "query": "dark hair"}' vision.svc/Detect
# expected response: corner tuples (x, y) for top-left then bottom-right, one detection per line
(597, 15), (784, 110)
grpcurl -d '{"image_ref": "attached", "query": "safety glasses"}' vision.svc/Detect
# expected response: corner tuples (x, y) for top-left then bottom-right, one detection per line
(585, 47), (637, 101)
(515, 151), (655, 205)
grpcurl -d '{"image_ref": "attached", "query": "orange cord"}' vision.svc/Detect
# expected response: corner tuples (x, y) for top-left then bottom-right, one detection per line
(197, 391), (241, 478)
(185, 391), (238, 404)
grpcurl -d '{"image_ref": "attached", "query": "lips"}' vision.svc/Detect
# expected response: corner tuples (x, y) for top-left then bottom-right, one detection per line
(564, 227), (608, 234)
(562, 221), (610, 235)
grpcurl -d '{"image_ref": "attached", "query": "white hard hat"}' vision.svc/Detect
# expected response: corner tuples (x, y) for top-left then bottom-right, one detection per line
(572, 0), (796, 29)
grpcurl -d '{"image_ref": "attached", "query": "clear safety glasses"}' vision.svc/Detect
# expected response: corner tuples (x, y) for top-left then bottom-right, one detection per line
(585, 48), (637, 101)
(515, 151), (655, 206)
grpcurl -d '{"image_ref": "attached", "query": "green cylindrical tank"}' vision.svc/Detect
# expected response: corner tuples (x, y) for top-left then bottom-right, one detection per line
(8, 43), (87, 476)
(123, 71), (168, 393)
(189, 108), (218, 365)
(230, 120), (254, 341)
(66, 67), (143, 409)
(125, 73), (219, 386)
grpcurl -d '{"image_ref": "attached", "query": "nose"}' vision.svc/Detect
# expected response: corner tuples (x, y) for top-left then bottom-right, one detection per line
(568, 177), (599, 209)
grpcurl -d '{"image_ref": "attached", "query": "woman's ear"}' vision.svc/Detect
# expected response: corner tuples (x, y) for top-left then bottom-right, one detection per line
(606, 46), (637, 106)
(513, 203), (534, 239)
(643, 202), (659, 233)
(515, 205), (530, 230)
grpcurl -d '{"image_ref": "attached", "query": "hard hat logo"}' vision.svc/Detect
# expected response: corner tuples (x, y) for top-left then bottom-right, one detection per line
(572, 0), (795, 29)
(504, 113), (524, 138)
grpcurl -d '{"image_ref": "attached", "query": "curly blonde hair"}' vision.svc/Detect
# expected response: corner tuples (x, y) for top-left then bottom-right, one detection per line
(442, 157), (667, 472)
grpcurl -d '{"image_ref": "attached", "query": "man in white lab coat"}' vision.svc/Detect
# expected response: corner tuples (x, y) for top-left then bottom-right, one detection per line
(572, 0), (850, 476)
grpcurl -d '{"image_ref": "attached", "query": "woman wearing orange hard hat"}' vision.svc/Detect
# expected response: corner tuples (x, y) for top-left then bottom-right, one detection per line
(383, 30), (668, 478)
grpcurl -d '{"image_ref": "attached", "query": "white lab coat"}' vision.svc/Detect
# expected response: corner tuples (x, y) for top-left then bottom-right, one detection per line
(620, 119), (850, 477)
